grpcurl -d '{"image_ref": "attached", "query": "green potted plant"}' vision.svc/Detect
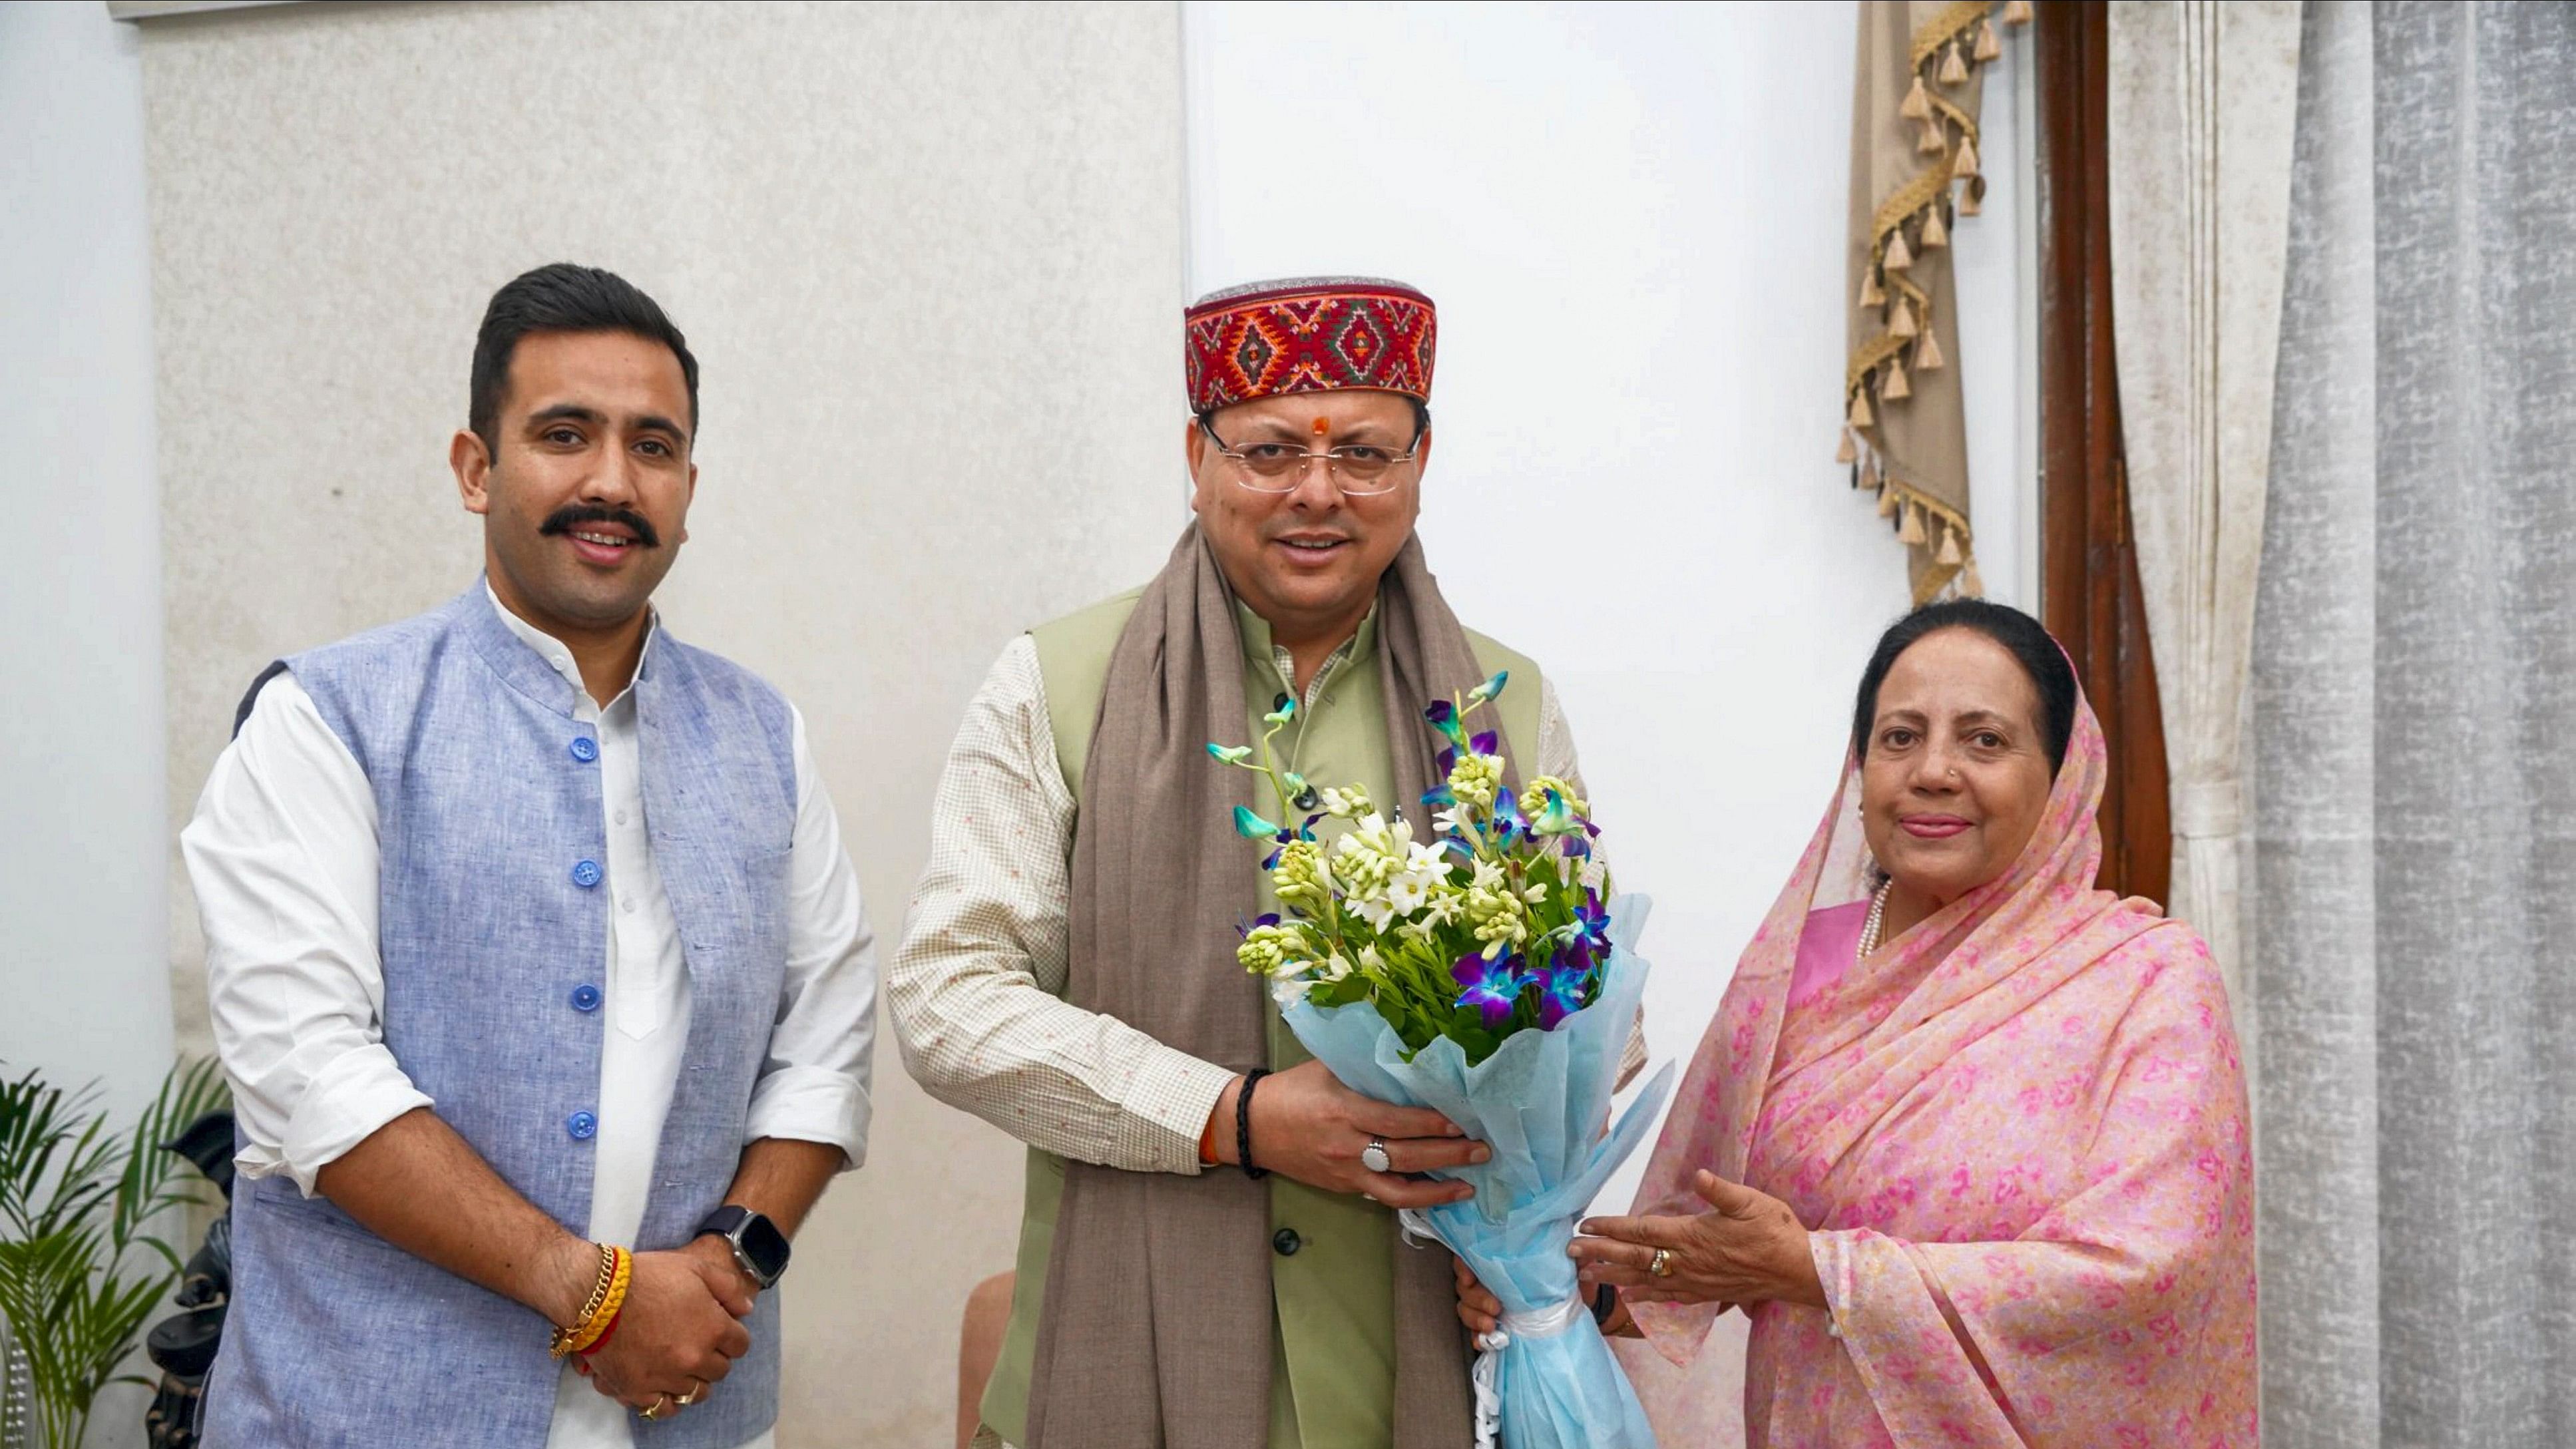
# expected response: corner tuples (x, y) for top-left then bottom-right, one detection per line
(0, 1060), (228, 1449)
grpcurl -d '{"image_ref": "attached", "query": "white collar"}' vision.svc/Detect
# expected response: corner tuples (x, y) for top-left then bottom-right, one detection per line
(483, 582), (658, 710)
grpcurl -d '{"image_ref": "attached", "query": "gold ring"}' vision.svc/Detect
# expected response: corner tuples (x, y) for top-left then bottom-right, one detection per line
(1648, 1247), (1674, 1278)
(640, 1394), (672, 1420)
(678, 1382), (703, 1406)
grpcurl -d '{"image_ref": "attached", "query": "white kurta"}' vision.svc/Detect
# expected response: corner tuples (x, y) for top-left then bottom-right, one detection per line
(184, 589), (878, 1448)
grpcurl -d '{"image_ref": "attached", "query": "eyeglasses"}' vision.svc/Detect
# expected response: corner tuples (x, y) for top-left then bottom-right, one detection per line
(1197, 418), (1422, 495)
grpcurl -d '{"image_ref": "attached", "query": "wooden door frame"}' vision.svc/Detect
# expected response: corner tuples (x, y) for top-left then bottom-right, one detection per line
(2034, 0), (2171, 905)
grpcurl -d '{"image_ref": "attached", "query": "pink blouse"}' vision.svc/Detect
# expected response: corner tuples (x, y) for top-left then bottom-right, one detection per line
(1782, 899), (1868, 1018)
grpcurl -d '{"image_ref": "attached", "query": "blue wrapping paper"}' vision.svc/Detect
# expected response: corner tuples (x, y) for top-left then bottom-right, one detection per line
(1283, 895), (1671, 1449)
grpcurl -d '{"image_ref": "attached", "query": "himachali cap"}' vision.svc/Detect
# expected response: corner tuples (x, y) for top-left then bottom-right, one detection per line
(1185, 276), (1436, 415)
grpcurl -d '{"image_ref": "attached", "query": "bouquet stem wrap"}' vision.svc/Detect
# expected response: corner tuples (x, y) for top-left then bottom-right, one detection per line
(1282, 897), (1673, 1449)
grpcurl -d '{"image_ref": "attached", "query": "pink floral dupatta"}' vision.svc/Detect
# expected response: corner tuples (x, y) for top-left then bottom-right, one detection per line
(1625, 691), (2258, 1447)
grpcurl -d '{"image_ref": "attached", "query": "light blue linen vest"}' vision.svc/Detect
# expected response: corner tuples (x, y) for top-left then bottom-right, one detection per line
(204, 584), (797, 1449)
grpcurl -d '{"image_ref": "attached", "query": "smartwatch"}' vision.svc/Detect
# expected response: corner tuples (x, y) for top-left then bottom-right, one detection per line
(694, 1205), (791, 1290)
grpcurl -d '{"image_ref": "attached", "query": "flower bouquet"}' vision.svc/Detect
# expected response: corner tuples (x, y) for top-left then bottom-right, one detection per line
(1211, 673), (1671, 1449)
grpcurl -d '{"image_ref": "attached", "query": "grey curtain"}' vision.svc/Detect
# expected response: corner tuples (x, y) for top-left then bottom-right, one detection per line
(2253, 3), (2576, 1446)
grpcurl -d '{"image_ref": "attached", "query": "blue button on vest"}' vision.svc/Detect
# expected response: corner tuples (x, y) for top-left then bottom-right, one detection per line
(204, 584), (797, 1449)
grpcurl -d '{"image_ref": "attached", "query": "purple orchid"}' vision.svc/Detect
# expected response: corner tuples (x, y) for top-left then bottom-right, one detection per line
(1534, 962), (1591, 1030)
(1451, 950), (1528, 1029)
(1567, 894), (1613, 964)
(1424, 698), (1468, 749)
(1489, 779), (1529, 847)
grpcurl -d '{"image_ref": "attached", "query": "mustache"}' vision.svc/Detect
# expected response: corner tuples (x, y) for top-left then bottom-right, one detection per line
(538, 503), (661, 550)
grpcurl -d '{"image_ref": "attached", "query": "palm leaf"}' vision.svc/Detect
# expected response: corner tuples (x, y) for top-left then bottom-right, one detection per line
(110, 1057), (228, 1251)
(0, 1059), (231, 1449)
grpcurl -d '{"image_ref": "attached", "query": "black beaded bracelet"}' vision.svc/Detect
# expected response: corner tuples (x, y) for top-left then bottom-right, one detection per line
(1236, 1068), (1271, 1180)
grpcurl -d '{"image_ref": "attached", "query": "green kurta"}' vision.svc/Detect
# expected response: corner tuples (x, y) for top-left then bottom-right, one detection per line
(980, 588), (1540, 1448)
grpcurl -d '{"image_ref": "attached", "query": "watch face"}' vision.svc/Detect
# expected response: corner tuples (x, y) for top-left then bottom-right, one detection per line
(736, 1212), (791, 1283)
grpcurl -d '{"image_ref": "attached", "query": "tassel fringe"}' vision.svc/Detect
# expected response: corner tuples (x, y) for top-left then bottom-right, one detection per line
(1902, 73), (1932, 120)
(1838, 0), (2012, 521)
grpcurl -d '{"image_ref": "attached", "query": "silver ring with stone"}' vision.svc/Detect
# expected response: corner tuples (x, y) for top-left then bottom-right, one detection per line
(1360, 1138), (1393, 1174)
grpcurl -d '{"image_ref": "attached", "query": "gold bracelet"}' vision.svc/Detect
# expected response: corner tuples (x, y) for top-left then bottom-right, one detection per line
(560, 1247), (632, 1358)
(549, 1243), (623, 1358)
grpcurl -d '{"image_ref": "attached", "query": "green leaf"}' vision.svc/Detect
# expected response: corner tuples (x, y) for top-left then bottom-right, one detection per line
(0, 1058), (231, 1448)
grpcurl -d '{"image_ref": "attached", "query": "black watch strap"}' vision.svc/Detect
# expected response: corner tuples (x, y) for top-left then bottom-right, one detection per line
(694, 1204), (789, 1288)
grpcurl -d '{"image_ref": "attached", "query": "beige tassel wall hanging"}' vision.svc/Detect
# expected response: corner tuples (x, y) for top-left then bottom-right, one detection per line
(1840, 0), (2025, 606)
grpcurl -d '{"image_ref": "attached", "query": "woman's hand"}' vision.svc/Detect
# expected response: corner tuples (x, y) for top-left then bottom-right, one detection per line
(1455, 1254), (1645, 1340)
(1570, 1169), (1825, 1310)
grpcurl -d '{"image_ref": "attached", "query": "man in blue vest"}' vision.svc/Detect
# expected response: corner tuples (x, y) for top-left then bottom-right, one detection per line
(182, 262), (879, 1448)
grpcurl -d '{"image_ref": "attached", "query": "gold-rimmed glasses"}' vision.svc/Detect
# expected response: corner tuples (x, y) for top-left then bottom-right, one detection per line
(1197, 417), (1422, 495)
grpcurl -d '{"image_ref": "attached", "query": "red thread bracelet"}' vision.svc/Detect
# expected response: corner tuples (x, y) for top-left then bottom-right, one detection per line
(576, 1302), (625, 1358)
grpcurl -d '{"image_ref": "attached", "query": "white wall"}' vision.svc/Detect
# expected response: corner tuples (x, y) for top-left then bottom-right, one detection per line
(0, 2), (174, 1141)
(0, 4), (174, 1442)
(1184, 1), (2032, 1223)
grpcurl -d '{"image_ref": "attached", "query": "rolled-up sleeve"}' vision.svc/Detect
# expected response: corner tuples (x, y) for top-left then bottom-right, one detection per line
(743, 706), (879, 1168)
(182, 674), (431, 1197)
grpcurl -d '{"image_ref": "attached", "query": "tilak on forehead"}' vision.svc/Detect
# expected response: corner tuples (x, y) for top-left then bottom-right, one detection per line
(1184, 275), (1436, 415)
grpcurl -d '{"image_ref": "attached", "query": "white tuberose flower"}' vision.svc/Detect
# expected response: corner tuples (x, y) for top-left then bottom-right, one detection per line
(1382, 841), (1453, 920)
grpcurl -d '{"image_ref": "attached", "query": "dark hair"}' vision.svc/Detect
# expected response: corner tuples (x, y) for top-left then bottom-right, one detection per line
(1850, 598), (2077, 772)
(1196, 396), (1433, 447)
(469, 263), (698, 457)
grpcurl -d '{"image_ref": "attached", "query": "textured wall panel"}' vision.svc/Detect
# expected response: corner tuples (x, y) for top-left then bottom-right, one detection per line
(141, 2), (1182, 1439)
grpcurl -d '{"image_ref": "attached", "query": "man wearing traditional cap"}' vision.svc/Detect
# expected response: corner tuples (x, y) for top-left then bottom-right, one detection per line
(891, 277), (1639, 1449)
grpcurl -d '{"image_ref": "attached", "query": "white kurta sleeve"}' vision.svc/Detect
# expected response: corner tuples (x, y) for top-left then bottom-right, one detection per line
(1535, 676), (1649, 1089)
(887, 637), (1237, 1176)
(741, 706), (879, 1169)
(182, 672), (432, 1197)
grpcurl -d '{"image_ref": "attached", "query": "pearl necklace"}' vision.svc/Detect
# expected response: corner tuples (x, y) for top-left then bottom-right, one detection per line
(1856, 881), (1893, 963)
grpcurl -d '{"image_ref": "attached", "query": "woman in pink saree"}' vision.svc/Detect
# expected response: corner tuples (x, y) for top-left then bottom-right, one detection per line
(1554, 600), (2256, 1446)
